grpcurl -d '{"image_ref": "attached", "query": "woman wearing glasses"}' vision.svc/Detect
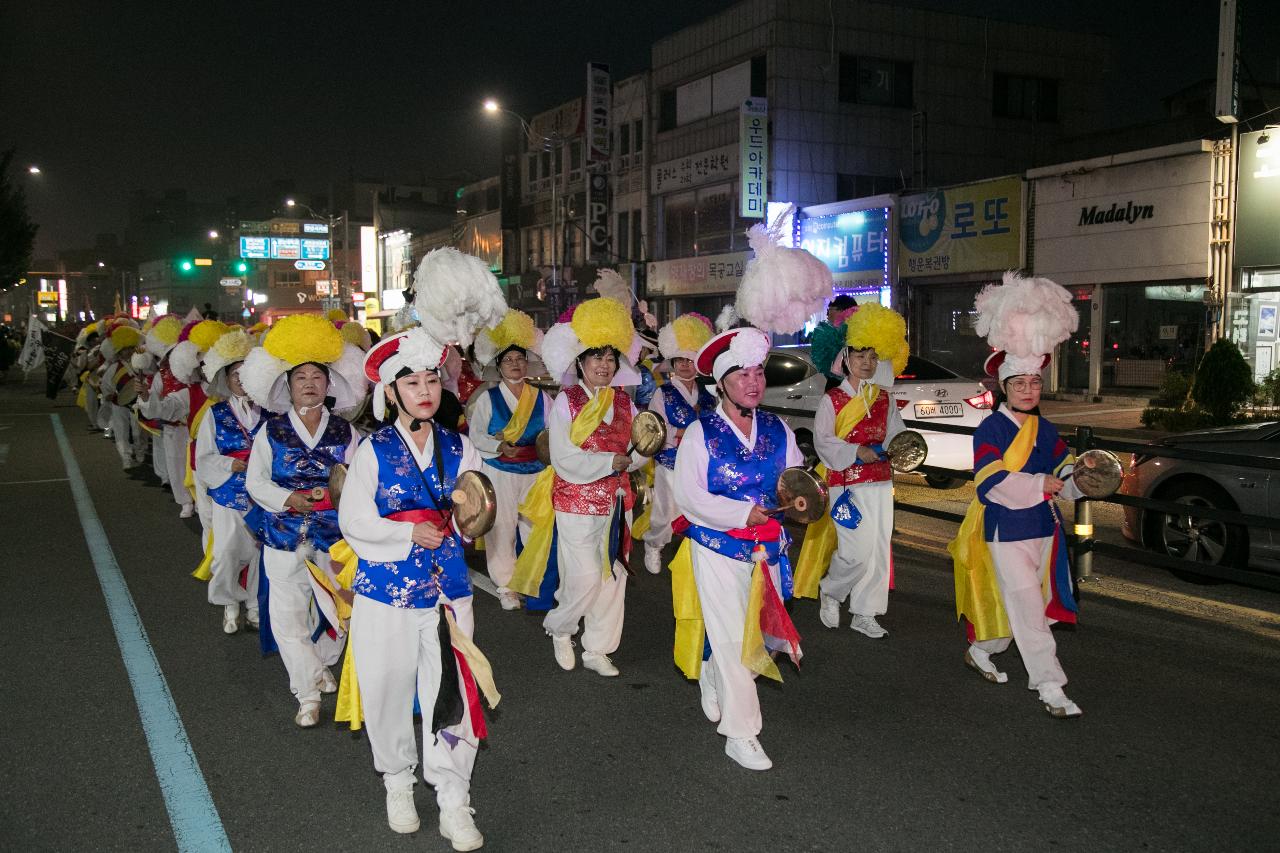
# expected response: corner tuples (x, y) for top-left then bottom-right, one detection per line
(950, 273), (1086, 719)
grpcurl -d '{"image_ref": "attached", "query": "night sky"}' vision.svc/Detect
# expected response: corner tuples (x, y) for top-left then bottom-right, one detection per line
(4, 0), (1278, 258)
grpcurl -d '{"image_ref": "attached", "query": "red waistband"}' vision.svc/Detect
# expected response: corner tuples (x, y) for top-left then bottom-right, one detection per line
(290, 488), (333, 512)
(388, 508), (447, 526)
(225, 449), (252, 462)
(499, 444), (539, 463)
(672, 515), (782, 542)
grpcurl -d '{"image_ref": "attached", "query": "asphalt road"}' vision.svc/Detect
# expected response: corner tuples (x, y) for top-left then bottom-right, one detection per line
(3, 377), (1279, 853)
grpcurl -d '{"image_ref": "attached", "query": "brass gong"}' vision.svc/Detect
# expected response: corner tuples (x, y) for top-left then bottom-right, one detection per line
(328, 463), (348, 510)
(630, 469), (652, 519)
(451, 469), (498, 539)
(886, 430), (928, 473)
(535, 429), (551, 466)
(1068, 449), (1124, 499)
(774, 467), (830, 524)
(628, 410), (667, 458)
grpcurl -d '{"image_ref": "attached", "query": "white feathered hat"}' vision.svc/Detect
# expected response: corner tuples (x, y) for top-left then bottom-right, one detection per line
(240, 313), (368, 414)
(362, 326), (451, 421)
(735, 223), (833, 335)
(202, 328), (257, 398)
(975, 272), (1078, 381)
(411, 247), (508, 349)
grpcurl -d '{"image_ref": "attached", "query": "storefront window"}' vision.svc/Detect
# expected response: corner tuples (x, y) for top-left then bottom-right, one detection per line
(909, 282), (989, 379)
(1102, 281), (1205, 390)
(661, 184), (742, 259)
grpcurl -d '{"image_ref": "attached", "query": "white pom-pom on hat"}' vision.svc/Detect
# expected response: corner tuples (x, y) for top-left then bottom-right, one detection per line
(735, 223), (833, 334)
(411, 247), (508, 348)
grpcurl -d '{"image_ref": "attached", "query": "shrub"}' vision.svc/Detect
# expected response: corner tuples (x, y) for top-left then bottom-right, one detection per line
(1152, 370), (1192, 407)
(1141, 406), (1218, 432)
(1258, 368), (1280, 407)
(1190, 339), (1255, 424)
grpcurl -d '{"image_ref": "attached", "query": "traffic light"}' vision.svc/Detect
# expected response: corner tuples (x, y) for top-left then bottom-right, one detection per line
(234, 260), (249, 274)
(177, 258), (195, 274)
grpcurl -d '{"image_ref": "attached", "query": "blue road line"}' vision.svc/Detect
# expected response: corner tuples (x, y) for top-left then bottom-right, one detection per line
(51, 415), (231, 852)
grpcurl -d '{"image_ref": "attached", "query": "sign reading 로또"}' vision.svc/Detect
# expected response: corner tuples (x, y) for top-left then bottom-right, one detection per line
(898, 176), (1022, 277)
(651, 144), (739, 194)
(586, 62), (611, 163)
(646, 251), (749, 296)
(739, 99), (768, 219)
(798, 206), (891, 289)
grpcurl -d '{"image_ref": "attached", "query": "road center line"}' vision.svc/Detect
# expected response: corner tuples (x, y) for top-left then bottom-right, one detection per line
(0, 477), (72, 485)
(50, 414), (231, 853)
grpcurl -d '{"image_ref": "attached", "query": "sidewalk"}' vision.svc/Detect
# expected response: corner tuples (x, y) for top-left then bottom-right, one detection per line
(1037, 397), (1166, 440)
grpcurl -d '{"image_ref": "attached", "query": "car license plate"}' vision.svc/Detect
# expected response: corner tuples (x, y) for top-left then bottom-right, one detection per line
(914, 402), (963, 418)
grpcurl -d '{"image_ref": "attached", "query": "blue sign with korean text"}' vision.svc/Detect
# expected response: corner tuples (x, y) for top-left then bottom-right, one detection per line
(797, 207), (890, 288)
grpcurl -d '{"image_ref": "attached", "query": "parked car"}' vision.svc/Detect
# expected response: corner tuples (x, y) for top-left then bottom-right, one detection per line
(760, 346), (993, 488)
(1119, 421), (1280, 575)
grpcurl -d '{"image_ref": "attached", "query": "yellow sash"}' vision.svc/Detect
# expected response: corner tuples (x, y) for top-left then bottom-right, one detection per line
(792, 384), (883, 598)
(183, 396), (218, 496)
(191, 529), (214, 581)
(497, 382), (538, 443)
(628, 460), (656, 541)
(948, 415), (1037, 641)
(670, 539), (705, 679)
(509, 387), (615, 596)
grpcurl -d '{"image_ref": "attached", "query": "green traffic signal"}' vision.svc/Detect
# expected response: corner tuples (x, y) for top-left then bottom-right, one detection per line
(179, 259), (194, 273)
(235, 261), (249, 274)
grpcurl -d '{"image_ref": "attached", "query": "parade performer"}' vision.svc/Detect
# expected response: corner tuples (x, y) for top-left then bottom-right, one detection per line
(467, 309), (550, 610)
(338, 324), (498, 848)
(100, 322), (147, 470)
(171, 318), (231, 563)
(72, 324), (102, 431)
(808, 294), (857, 388)
(948, 272), (1085, 718)
(139, 314), (196, 517)
(509, 297), (645, 676)
(195, 328), (263, 634)
(798, 302), (909, 638)
(641, 312), (716, 575)
(242, 314), (366, 727)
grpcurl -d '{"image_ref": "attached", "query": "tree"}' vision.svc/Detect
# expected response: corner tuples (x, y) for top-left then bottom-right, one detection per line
(1191, 338), (1255, 424)
(0, 149), (39, 288)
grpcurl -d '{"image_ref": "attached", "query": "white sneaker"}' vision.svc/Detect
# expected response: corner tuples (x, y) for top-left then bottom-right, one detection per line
(551, 634), (576, 671)
(245, 609), (260, 630)
(698, 672), (721, 723)
(385, 788), (420, 834)
(439, 805), (484, 851)
(964, 647), (1008, 684)
(1039, 685), (1083, 718)
(582, 651), (620, 677)
(222, 604), (240, 635)
(497, 589), (522, 611)
(818, 594), (840, 629)
(317, 667), (338, 694)
(179, 504), (195, 519)
(850, 614), (888, 639)
(725, 736), (772, 771)
(644, 546), (663, 575)
(294, 701), (320, 728)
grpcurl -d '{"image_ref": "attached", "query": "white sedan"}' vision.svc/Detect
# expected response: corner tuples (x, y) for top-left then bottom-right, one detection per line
(759, 346), (992, 488)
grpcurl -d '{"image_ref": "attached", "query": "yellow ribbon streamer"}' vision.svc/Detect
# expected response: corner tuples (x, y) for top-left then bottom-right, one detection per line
(191, 528), (214, 581)
(497, 382), (538, 444)
(628, 460), (656, 541)
(742, 556), (783, 682)
(669, 538), (705, 679)
(948, 415), (1038, 642)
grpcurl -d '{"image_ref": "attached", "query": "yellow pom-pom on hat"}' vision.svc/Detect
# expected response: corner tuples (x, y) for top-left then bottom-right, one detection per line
(263, 313), (344, 367)
(109, 325), (142, 351)
(489, 309), (537, 352)
(326, 308), (348, 323)
(570, 297), (634, 354)
(844, 302), (908, 374)
(187, 319), (230, 352)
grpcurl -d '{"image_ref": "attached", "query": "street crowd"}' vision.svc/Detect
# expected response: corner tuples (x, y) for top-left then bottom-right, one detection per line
(61, 231), (1087, 851)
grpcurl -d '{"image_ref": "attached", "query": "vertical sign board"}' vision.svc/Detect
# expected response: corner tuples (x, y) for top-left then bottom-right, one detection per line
(587, 62), (611, 163)
(360, 226), (378, 293)
(1234, 130), (1280, 268)
(586, 171), (611, 263)
(1215, 0), (1240, 123)
(739, 99), (768, 219)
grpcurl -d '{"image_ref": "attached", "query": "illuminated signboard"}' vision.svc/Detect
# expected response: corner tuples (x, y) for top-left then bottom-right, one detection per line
(272, 238), (301, 260)
(240, 236), (269, 259)
(239, 236), (330, 260)
(300, 239), (330, 260)
(796, 206), (891, 290)
(303, 222), (329, 234)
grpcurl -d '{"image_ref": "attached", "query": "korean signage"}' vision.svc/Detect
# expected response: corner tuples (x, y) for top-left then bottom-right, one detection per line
(586, 172), (611, 263)
(652, 144), (739, 194)
(530, 98), (583, 143)
(303, 222), (329, 234)
(646, 251), (749, 296)
(586, 62), (611, 163)
(739, 98), (768, 219)
(1236, 130), (1280, 268)
(797, 206), (890, 289)
(240, 236), (330, 260)
(899, 177), (1022, 277)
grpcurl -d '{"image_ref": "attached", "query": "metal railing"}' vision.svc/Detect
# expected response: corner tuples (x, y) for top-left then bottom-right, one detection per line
(896, 417), (1280, 592)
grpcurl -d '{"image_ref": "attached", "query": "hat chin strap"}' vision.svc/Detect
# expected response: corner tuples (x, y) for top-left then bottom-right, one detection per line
(390, 381), (428, 432)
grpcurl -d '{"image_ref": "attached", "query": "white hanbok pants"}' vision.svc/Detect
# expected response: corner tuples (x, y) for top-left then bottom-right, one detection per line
(352, 594), (476, 808)
(642, 464), (677, 552)
(691, 542), (784, 739)
(151, 428), (168, 483)
(820, 481), (893, 616)
(544, 510), (626, 655)
(84, 385), (99, 428)
(482, 466), (537, 590)
(263, 542), (337, 706)
(971, 535), (1068, 690)
(208, 502), (260, 609)
(161, 424), (192, 507)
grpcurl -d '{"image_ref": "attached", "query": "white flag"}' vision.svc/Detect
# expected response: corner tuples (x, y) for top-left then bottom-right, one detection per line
(18, 315), (47, 375)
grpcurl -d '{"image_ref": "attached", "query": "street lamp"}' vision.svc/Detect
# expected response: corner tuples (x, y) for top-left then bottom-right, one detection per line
(27, 165), (40, 175)
(208, 230), (219, 239)
(482, 98), (565, 291)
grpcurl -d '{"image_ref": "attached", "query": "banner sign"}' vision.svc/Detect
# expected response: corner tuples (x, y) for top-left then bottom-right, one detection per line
(1236, 130), (1280, 268)
(587, 62), (611, 163)
(646, 251), (749, 296)
(797, 206), (890, 289)
(898, 176), (1022, 277)
(652, 144), (739, 195)
(739, 99), (768, 219)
